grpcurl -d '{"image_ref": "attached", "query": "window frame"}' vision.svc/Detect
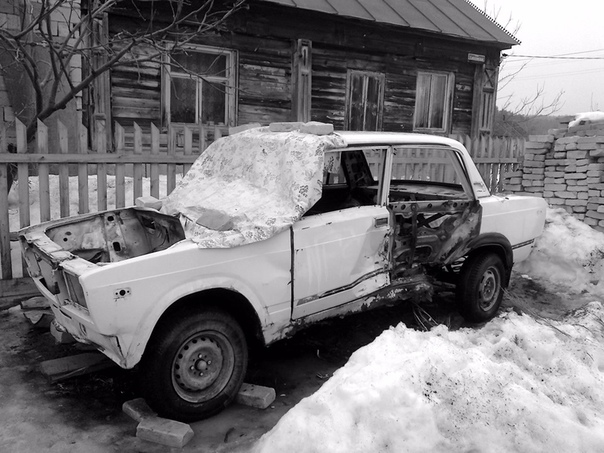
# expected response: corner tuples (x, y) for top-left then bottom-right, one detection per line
(345, 70), (385, 131)
(413, 71), (454, 134)
(162, 44), (237, 129)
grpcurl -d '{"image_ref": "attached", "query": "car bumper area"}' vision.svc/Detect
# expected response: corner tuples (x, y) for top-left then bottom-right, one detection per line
(34, 277), (130, 369)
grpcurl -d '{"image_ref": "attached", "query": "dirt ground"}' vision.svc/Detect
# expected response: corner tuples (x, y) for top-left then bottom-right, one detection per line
(0, 272), (598, 452)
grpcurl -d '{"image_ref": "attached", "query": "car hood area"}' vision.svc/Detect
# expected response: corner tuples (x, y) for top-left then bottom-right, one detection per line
(160, 126), (346, 248)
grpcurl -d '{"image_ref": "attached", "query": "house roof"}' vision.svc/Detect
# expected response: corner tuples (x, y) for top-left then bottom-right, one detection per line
(260, 0), (519, 48)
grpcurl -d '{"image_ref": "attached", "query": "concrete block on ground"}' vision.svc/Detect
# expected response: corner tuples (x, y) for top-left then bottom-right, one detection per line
(20, 296), (49, 310)
(236, 383), (276, 409)
(22, 309), (53, 329)
(136, 417), (194, 448)
(123, 398), (157, 422)
(39, 353), (115, 382)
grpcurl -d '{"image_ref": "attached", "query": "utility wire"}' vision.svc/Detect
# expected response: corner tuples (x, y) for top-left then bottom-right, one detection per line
(503, 54), (604, 60)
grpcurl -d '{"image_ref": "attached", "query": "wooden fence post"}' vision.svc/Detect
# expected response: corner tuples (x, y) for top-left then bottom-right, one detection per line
(0, 122), (11, 280)
(114, 122), (126, 208)
(133, 122), (143, 202)
(150, 123), (160, 199)
(77, 124), (89, 214)
(58, 121), (70, 218)
(37, 120), (51, 222)
(96, 119), (107, 211)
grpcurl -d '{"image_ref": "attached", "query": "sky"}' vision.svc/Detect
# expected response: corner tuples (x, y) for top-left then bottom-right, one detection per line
(468, 0), (604, 117)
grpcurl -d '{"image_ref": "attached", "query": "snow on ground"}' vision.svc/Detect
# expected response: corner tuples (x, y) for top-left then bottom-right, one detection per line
(254, 208), (604, 453)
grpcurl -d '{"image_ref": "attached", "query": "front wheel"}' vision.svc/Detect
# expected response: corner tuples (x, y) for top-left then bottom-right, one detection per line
(456, 253), (506, 323)
(140, 309), (248, 422)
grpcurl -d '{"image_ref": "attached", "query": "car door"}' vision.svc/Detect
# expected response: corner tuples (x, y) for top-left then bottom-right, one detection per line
(291, 205), (392, 319)
(291, 146), (394, 320)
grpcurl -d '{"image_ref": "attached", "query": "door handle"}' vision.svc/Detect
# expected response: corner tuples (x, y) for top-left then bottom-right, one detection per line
(374, 217), (389, 228)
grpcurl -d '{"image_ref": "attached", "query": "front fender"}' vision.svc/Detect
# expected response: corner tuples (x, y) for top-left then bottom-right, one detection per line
(120, 277), (272, 368)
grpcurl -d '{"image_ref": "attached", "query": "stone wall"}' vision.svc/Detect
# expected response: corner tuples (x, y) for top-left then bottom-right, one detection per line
(505, 123), (604, 232)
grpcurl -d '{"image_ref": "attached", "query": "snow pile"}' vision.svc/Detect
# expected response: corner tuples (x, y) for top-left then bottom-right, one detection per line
(255, 207), (604, 453)
(255, 304), (604, 453)
(568, 111), (604, 128)
(517, 208), (604, 298)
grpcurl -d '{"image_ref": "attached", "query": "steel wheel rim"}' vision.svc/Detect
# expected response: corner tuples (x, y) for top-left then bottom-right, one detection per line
(171, 331), (235, 403)
(478, 267), (500, 311)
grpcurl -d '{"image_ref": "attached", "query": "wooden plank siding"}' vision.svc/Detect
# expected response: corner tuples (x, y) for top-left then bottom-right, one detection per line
(98, 2), (503, 142)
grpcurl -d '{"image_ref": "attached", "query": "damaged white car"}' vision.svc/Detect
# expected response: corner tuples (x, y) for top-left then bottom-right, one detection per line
(19, 124), (547, 421)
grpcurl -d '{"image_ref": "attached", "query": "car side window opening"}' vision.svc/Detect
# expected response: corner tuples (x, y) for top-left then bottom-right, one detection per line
(306, 147), (385, 216)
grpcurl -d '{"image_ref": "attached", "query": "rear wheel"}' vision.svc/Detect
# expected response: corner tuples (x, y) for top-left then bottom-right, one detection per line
(456, 253), (506, 323)
(140, 309), (248, 422)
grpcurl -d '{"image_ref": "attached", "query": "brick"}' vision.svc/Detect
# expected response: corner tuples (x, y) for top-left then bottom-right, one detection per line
(544, 184), (567, 191)
(579, 192), (589, 200)
(553, 152), (567, 159)
(565, 143), (578, 151)
(549, 198), (566, 205)
(588, 190), (602, 197)
(557, 136), (579, 144)
(507, 177), (522, 185)
(585, 217), (599, 226)
(554, 192), (577, 199)
(586, 211), (604, 220)
(590, 149), (604, 157)
(544, 171), (565, 177)
(135, 196), (162, 210)
(578, 136), (604, 144)
(588, 163), (604, 171)
(587, 177), (603, 184)
(543, 191), (554, 198)
(504, 170), (523, 178)
(123, 398), (157, 422)
(565, 199), (588, 206)
(137, 417), (194, 448)
(505, 184), (522, 192)
(567, 150), (589, 158)
(524, 174), (543, 180)
(588, 171), (603, 177)
(564, 173), (587, 180)
(236, 383), (276, 409)
(39, 353), (114, 383)
(533, 155), (546, 162)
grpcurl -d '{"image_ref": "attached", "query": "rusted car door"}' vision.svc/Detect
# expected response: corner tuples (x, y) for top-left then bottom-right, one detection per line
(291, 147), (392, 320)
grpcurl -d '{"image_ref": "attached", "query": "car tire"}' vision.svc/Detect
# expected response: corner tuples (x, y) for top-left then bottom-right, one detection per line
(140, 309), (248, 422)
(456, 252), (505, 323)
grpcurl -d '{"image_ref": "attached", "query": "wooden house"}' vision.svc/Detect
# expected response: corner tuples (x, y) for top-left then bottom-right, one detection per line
(89, 0), (519, 144)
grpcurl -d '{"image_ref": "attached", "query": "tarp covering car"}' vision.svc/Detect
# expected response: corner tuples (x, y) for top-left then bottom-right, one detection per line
(160, 126), (346, 248)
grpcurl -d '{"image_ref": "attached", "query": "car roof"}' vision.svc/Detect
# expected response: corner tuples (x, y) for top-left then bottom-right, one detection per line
(333, 131), (463, 149)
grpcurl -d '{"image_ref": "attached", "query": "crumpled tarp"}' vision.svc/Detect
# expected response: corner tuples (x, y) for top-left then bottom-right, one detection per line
(160, 127), (346, 248)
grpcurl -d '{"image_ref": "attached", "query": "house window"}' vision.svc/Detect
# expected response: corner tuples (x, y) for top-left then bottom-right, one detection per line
(346, 71), (385, 131)
(164, 46), (236, 127)
(413, 72), (454, 133)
